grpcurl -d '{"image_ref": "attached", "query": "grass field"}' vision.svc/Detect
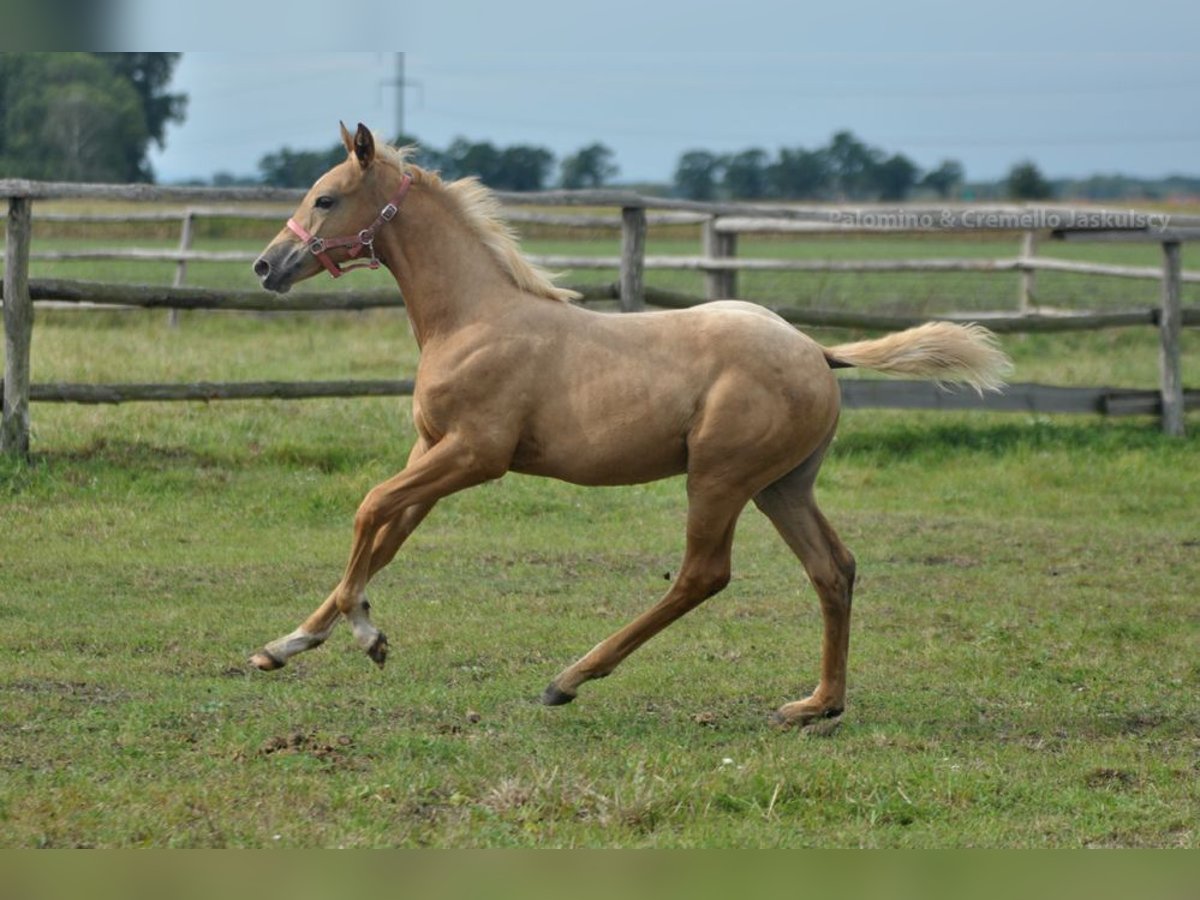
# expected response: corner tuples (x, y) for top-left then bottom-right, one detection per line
(1, 216), (1198, 847)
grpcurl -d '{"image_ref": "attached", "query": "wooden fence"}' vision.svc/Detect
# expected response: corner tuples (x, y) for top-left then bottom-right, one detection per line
(2, 178), (1198, 459)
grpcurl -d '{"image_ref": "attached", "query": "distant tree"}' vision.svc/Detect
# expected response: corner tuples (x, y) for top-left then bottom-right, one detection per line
(254, 131), (555, 190)
(392, 132), (422, 151)
(674, 150), (723, 200)
(40, 80), (145, 183)
(721, 148), (769, 199)
(560, 142), (619, 189)
(391, 132), (445, 172)
(1067, 173), (1132, 201)
(495, 145), (555, 191)
(0, 52), (184, 182)
(871, 153), (921, 201)
(99, 53), (187, 181)
(1006, 160), (1054, 200)
(440, 137), (503, 183)
(211, 171), (259, 187)
(826, 130), (883, 200)
(767, 147), (832, 199)
(258, 144), (346, 187)
(436, 138), (555, 190)
(921, 159), (965, 199)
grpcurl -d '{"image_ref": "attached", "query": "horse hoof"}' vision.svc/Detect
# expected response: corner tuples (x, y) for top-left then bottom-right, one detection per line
(250, 650), (285, 671)
(770, 705), (844, 731)
(541, 683), (576, 706)
(367, 634), (389, 668)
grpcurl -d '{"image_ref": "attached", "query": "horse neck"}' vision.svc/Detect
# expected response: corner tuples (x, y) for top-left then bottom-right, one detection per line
(374, 180), (511, 347)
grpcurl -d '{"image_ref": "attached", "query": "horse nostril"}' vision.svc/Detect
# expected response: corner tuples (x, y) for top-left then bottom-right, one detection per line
(253, 257), (271, 278)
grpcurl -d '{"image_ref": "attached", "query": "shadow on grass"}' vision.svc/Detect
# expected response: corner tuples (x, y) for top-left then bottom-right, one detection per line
(1, 436), (382, 497)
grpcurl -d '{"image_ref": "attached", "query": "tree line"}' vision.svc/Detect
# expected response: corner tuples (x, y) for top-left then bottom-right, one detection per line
(252, 135), (619, 193)
(672, 131), (965, 202)
(0, 53), (186, 183)
(250, 129), (1066, 202)
(251, 129), (953, 199)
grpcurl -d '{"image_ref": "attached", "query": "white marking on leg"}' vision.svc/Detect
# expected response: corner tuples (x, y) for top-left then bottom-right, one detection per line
(263, 620), (338, 663)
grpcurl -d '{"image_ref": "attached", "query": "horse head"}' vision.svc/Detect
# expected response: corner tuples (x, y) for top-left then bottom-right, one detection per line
(254, 122), (406, 292)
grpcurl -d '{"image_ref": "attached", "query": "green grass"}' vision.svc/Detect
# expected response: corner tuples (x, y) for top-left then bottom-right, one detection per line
(2, 303), (1198, 847)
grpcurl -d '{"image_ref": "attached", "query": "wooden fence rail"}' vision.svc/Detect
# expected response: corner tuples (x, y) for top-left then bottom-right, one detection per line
(17, 377), (1197, 420)
(14, 247), (1200, 291)
(10, 277), (1197, 332)
(13, 207), (1200, 292)
(2, 179), (1197, 458)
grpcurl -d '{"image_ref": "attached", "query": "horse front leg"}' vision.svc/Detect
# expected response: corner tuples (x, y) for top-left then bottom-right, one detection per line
(251, 434), (490, 671)
(249, 501), (434, 670)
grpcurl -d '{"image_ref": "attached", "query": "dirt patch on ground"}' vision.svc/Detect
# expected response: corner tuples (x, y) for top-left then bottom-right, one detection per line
(255, 730), (355, 764)
(1085, 767), (1140, 790)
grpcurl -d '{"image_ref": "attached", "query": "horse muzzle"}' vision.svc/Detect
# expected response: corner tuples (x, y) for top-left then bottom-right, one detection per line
(253, 243), (310, 294)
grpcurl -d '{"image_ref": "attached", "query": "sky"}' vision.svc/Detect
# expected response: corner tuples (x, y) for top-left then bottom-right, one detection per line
(137, 4), (1200, 186)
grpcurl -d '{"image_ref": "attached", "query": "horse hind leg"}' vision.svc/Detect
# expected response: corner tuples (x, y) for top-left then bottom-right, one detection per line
(753, 452), (856, 728)
(542, 488), (743, 705)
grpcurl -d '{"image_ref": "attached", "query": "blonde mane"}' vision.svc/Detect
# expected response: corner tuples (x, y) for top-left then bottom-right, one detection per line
(376, 143), (580, 303)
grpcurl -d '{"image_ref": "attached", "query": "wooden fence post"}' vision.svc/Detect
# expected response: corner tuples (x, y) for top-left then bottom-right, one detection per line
(703, 217), (737, 300)
(1159, 240), (1184, 436)
(1018, 230), (1037, 312)
(619, 206), (646, 312)
(168, 209), (196, 327)
(2, 196), (33, 459)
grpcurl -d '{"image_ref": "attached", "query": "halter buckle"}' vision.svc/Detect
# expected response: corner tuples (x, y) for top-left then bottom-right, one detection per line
(290, 175), (410, 280)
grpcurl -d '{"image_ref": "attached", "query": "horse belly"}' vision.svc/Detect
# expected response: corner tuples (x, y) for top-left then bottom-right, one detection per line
(510, 392), (693, 486)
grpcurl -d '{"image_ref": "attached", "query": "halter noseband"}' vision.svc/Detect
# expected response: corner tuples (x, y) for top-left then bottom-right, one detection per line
(286, 174), (412, 279)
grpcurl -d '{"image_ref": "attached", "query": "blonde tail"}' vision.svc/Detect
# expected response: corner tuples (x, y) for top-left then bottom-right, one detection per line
(823, 321), (1012, 393)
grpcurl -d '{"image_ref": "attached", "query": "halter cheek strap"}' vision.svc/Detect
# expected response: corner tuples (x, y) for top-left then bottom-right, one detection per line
(286, 174), (412, 279)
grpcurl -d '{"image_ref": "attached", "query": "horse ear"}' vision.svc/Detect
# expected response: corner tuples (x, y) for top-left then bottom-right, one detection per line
(353, 123), (375, 169)
(339, 121), (355, 156)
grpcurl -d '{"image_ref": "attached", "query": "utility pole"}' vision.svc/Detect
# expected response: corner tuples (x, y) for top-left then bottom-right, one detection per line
(379, 53), (421, 141)
(394, 52), (405, 139)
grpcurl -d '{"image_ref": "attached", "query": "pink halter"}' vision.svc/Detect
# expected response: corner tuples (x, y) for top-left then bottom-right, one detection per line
(286, 174), (413, 279)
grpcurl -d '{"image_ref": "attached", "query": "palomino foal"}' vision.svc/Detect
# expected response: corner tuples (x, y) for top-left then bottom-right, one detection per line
(251, 123), (1010, 727)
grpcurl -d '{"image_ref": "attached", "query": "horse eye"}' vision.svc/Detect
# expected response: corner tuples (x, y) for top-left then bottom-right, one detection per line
(314, 196), (336, 210)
